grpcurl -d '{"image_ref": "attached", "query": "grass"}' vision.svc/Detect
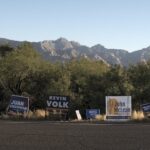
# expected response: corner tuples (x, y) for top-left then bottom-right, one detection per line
(0, 109), (48, 120)
(0, 110), (149, 123)
(132, 110), (145, 120)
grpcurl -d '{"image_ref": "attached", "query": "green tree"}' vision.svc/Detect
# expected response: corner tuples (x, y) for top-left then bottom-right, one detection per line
(67, 59), (108, 117)
(0, 43), (48, 109)
(0, 45), (14, 57)
(104, 65), (133, 96)
(128, 61), (150, 109)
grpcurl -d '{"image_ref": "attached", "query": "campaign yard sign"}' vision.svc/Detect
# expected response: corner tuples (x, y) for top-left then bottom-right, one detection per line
(75, 110), (82, 120)
(47, 96), (69, 109)
(8, 95), (29, 113)
(141, 103), (150, 113)
(86, 109), (100, 119)
(106, 96), (132, 121)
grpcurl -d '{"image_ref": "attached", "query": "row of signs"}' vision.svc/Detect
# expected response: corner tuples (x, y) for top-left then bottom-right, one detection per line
(7, 95), (150, 121)
(8, 95), (70, 113)
(85, 96), (132, 120)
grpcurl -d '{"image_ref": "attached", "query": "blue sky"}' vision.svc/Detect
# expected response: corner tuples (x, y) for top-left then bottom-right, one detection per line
(0, 0), (150, 52)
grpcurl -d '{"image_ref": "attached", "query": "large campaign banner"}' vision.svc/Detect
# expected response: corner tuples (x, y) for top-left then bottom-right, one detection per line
(106, 96), (132, 121)
(47, 95), (69, 109)
(8, 95), (29, 113)
(86, 109), (100, 119)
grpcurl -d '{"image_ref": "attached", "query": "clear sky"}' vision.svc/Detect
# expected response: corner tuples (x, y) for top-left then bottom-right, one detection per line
(0, 0), (150, 52)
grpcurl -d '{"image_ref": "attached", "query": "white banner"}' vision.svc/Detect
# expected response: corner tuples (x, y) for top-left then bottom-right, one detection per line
(106, 96), (132, 121)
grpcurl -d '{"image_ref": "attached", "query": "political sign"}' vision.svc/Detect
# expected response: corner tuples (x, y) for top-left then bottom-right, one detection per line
(141, 103), (150, 113)
(47, 95), (69, 109)
(8, 95), (29, 113)
(106, 96), (132, 121)
(86, 109), (100, 119)
(75, 110), (82, 120)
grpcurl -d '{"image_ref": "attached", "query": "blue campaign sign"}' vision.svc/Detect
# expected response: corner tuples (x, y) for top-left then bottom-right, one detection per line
(86, 109), (100, 119)
(141, 103), (150, 112)
(47, 95), (70, 109)
(8, 95), (29, 113)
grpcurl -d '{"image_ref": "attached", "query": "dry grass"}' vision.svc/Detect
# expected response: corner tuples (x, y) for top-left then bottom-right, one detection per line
(132, 110), (145, 120)
(95, 114), (106, 121)
(26, 109), (49, 119)
(34, 110), (46, 118)
(0, 109), (49, 120)
(26, 111), (34, 119)
(96, 111), (145, 121)
(0, 110), (147, 121)
(1, 114), (9, 119)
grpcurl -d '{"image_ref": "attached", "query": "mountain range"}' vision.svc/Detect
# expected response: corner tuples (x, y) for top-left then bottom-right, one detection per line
(0, 37), (150, 66)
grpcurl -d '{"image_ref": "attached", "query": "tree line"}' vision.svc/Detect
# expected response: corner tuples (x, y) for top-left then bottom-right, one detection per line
(0, 43), (150, 118)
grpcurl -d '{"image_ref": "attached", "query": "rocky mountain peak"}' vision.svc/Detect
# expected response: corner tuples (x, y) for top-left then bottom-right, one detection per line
(1, 37), (150, 66)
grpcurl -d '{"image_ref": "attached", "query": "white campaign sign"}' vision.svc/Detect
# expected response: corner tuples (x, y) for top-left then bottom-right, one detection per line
(75, 110), (82, 120)
(106, 96), (132, 121)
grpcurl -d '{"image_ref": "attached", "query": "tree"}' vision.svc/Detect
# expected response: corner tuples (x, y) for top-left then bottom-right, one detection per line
(0, 43), (47, 107)
(128, 61), (150, 109)
(104, 65), (133, 96)
(67, 59), (109, 117)
(0, 45), (14, 57)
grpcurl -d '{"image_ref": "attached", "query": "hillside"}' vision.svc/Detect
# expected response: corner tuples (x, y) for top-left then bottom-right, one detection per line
(0, 37), (150, 66)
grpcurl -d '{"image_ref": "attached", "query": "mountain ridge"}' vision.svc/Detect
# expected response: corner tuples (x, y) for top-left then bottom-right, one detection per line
(0, 37), (150, 66)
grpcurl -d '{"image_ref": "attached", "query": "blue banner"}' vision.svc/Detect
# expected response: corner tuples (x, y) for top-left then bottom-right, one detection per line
(47, 95), (70, 109)
(141, 103), (150, 112)
(86, 109), (100, 119)
(8, 95), (29, 113)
